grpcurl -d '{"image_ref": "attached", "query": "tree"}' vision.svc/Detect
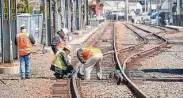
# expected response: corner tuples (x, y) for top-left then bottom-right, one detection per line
(17, 0), (26, 13)
(17, 0), (32, 13)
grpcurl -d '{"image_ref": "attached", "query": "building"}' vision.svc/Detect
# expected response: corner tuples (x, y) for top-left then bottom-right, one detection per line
(89, 0), (104, 16)
(29, 0), (41, 13)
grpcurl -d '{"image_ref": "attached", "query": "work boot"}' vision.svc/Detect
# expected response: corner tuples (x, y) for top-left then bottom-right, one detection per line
(21, 77), (25, 80)
(54, 73), (63, 79)
(25, 76), (30, 79)
(97, 76), (102, 80)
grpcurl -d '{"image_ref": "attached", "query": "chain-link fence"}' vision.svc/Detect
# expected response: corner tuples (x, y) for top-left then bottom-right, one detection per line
(173, 15), (183, 26)
(89, 17), (105, 27)
(17, 14), (43, 43)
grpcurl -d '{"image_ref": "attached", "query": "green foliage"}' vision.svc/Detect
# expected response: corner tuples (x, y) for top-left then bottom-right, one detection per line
(40, 5), (44, 13)
(17, 0), (32, 13)
(17, 1), (26, 13)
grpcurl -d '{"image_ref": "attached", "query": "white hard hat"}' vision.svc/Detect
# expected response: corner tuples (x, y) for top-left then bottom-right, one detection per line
(20, 24), (26, 28)
(20, 24), (27, 30)
(61, 28), (69, 35)
(64, 45), (72, 52)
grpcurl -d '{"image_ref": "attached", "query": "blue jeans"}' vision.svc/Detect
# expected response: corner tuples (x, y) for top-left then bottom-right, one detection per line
(19, 54), (31, 78)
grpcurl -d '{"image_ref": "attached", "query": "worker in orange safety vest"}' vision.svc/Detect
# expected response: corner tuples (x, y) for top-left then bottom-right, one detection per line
(76, 46), (103, 80)
(15, 25), (35, 79)
(51, 28), (69, 54)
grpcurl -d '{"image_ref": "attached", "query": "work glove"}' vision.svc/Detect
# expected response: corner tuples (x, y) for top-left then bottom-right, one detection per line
(66, 65), (76, 78)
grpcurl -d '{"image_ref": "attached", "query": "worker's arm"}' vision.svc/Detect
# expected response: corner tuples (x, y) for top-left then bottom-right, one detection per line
(51, 36), (60, 54)
(77, 49), (86, 64)
(59, 51), (74, 71)
(60, 52), (71, 66)
(29, 33), (36, 44)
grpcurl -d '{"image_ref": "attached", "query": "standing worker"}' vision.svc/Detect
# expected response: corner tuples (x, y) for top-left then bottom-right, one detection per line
(15, 25), (35, 79)
(50, 46), (75, 79)
(76, 46), (103, 80)
(51, 28), (69, 54)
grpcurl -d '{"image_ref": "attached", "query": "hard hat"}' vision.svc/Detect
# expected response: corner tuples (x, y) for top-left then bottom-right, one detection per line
(20, 24), (26, 28)
(64, 45), (72, 52)
(20, 24), (26, 29)
(75, 47), (82, 53)
(61, 28), (69, 35)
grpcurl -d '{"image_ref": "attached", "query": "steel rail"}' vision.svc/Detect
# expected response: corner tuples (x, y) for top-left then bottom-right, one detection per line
(113, 23), (149, 98)
(148, 24), (167, 31)
(69, 23), (110, 98)
(120, 23), (169, 98)
(103, 23), (148, 56)
(145, 24), (178, 32)
(70, 76), (81, 98)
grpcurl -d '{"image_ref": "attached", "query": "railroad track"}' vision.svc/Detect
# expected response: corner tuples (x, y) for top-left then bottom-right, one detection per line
(142, 24), (179, 34)
(51, 21), (179, 98)
(51, 22), (119, 98)
(122, 23), (168, 78)
(114, 22), (172, 97)
(124, 24), (183, 97)
(51, 22), (148, 97)
(71, 21), (167, 97)
(78, 22), (136, 97)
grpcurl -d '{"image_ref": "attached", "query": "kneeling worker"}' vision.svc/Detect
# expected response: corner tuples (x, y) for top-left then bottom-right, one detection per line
(50, 46), (75, 79)
(76, 46), (103, 80)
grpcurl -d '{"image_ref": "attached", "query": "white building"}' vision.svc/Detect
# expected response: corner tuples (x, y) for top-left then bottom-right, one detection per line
(129, 2), (143, 14)
(103, 1), (125, 12)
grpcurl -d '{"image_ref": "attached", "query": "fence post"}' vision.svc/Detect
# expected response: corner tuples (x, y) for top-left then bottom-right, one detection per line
(47, 0), (52, 46)
(1, 0), (13, 63)
(10, 0), (18, 59)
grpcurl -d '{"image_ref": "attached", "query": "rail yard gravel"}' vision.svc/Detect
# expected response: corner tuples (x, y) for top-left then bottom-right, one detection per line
(81, 22), (134, 97)
(0, 26), (96, 98)
(132, 24), (183, 97)
(136, 81), (183, 98)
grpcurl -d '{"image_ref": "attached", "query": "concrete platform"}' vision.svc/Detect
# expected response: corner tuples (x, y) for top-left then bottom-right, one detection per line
(68, 27), (100, 57)
(68, 22), (106, 57)
(0, 62), (19, 74)
(166, 25), (183, 31)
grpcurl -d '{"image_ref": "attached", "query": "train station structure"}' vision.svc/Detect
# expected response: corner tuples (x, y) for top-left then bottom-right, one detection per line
(0, 0), (105, 63)
(1, 0), (183, 98)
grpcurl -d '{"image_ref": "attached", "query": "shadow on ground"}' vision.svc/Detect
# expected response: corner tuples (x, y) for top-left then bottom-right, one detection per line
(141, 69), (183, 75)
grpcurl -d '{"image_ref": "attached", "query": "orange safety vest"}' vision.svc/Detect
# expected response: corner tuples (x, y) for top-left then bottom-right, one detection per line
(56, 36), (66, 49)
(82, 47), (102, 60)
(16, 32), (32, 56)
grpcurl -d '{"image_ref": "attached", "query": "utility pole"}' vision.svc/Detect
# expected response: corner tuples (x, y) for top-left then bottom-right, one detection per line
(60, 0), (65, 28)
(41, 0), (48, 47)
(126, 0), (129, 21)
(177, 0), (182, 25)
(168, 0), (173, 25)
(1, 0), (13, 63)
(70, 0), (74, 32)
(65, 0), (69, 29)
(86, 0), (89, 25)
(156, 0), (159, 25)
(11, 0), (18, 59)
(116, 3), (119, 21)
(47, 0), (52, 46)
(145, 0), (147, 13)
(80, 0), (83, 29)
(75, 0), (80, 30)
(52, 0), (58, 36)
(150, 0), (152, 24)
